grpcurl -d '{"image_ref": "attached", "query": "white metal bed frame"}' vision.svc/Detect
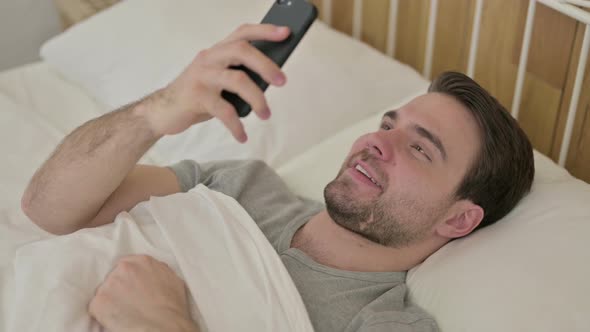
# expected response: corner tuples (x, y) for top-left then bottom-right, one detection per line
(319, 0), (589, 167)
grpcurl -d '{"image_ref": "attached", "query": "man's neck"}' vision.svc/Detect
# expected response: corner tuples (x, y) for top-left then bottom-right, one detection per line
(291, 210), (438, 272)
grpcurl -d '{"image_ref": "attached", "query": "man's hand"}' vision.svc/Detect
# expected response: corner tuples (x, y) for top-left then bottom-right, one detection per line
(143, 23), (291, 143)
(89, 255), (199, 332)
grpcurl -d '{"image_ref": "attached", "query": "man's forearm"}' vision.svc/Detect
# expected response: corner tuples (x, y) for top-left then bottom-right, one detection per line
(21, 93), (162, 234)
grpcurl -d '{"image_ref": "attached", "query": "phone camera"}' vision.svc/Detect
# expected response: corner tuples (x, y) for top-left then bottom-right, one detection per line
(277, 0), (292, 5)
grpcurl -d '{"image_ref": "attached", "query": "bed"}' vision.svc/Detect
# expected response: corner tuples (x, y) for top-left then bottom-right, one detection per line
(1, 0), (589, 331)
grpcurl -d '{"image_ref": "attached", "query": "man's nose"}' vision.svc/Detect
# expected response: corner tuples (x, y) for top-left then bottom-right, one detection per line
(364, 130), (395, 162)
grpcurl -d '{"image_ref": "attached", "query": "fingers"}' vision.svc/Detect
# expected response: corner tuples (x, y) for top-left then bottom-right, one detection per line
(223, 23), (290, 44)
(186, 71), (249, 142)
(218, 69), (270, 117)
(218, 24), (289, 86)
(222, 41), (286, 87)
(210, 97), (248, 143)
(88, 254), (187, 330)
(159, 23), (291, 141)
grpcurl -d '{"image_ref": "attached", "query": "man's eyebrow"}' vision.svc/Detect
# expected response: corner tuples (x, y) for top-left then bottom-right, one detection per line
(413, 125), (448, 161)
(383, 110), (447, 161)
(383, 110), (398, 120)
(382, 110), (448, 161)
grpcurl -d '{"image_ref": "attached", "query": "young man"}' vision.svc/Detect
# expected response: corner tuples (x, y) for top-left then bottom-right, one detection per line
(21, 24), (534, 332)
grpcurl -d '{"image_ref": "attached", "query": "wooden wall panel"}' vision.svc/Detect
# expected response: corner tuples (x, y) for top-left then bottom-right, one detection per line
(310, 0), (324, 21)
(571, 110), (590, 183)
(361, 0), (390, 53)
(395, 0), (430, 73)
(431, 0), (474, 78)
(332, 0), (355, 35)
(518, 75), (563, 153)
(551, 22), (590, 183)
(472, 0), (527, 112)
(513, 4), (577, 90)
(514, 4), (577, 154)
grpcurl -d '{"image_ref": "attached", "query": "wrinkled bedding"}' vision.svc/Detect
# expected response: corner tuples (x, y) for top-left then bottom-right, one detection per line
(2, 185), (313, 332)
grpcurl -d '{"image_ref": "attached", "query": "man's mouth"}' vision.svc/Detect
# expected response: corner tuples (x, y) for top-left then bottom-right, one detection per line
(352, 163), (382, 189)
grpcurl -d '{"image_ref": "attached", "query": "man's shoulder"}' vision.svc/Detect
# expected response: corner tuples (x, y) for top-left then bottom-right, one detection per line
(199, 158), (279, 186)
(183, 158), (304, 208)
(351, 284), (439, 332)
(168, 158), (275, 192)
(172, 158), (272, 171)
(201, 158), (276, 179)
(193, 158), (273, 174)
(204, 158), (270, 168)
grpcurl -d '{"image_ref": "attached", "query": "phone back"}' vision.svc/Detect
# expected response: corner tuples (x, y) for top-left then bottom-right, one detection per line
(257, 0), (318, 68)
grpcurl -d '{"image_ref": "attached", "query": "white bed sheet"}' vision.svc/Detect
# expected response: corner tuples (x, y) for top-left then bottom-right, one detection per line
(6, 185), (313, 332)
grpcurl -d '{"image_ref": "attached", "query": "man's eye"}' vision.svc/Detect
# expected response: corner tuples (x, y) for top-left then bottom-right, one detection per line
(411, 144), (432, 161)
(380, 123), (392, 130)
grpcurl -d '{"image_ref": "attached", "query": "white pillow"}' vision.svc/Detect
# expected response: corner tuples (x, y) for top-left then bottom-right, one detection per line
(40, 0), (429, 167)
(277, 105), (590, 332)
(42, 0), (270, 110)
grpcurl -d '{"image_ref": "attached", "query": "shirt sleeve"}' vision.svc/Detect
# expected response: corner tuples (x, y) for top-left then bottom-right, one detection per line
(358, 318), (439, 332)
(166, 159), (293, 196)
(167, 160), (200, 193)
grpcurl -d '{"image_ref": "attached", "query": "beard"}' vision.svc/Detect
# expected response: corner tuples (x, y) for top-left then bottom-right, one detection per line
(324, 150), (450, 248)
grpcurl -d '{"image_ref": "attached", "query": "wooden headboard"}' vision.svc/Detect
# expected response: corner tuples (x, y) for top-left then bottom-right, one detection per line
(311, 0), (590, 183)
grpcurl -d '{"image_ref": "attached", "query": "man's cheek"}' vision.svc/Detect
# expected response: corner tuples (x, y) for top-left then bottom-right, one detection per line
(350, 136), (370, 155)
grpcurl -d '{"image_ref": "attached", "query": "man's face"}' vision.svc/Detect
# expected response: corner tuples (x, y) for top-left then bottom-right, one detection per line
(324, 92), (481, 248)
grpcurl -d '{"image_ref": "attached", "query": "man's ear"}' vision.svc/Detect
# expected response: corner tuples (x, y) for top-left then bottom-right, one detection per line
(436, 200), (484, 239)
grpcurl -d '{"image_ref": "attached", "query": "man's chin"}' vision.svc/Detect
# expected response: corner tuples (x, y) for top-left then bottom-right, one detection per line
(324, 180), (377, 208)
(324, 179), (353, 206)
(325, 183), (372, 223)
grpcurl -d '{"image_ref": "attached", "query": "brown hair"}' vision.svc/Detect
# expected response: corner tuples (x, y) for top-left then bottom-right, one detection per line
(429, 71), (535, 231)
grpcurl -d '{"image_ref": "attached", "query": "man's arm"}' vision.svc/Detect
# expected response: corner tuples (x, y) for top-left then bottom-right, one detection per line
(20, 96), (176, 235)
(21, 23), (290, 235)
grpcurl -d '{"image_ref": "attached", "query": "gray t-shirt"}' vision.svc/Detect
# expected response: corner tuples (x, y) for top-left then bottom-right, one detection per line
(169, 159), (438, 332)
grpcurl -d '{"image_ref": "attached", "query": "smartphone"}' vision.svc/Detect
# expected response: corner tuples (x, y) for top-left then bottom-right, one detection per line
(221, 0), (318, 117)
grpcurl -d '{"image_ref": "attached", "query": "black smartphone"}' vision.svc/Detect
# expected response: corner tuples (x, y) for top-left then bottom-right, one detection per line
(221, 0), (318, 117)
